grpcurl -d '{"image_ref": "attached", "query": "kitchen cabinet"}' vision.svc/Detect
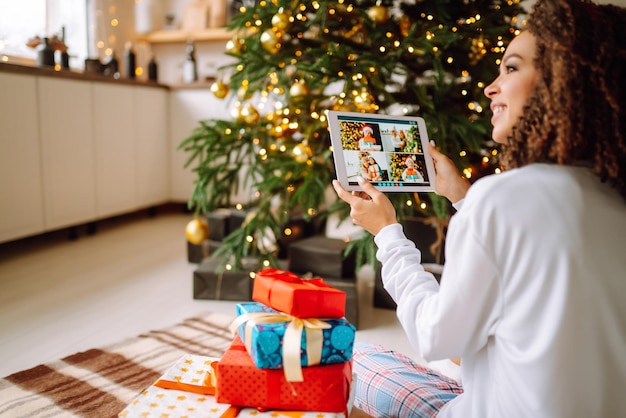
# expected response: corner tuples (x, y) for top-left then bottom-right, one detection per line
(93, 83), (137, 218)
(135, 86), (169, 207)
(0, 73), (45, 243)
(38, 77), (97, 231)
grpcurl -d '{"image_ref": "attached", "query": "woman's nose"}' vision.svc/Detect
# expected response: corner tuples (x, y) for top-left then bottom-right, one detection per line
(484, 77), (499, 98)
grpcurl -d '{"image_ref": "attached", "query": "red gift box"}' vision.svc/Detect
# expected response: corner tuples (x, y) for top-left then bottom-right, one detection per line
(216, 336), (352, 413)
(252, 268), (346, 318)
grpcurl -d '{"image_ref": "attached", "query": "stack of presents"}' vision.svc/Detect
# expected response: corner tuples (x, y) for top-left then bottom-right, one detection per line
(119, 268), (356, 417)
(190, 208), (360, 327)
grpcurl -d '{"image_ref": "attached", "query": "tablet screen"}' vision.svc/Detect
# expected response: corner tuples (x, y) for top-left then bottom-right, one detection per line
(327, 110), (436, 192)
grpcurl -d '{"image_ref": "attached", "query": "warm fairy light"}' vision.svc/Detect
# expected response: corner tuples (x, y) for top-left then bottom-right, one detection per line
(447, 57), (454, 63)
(225, 264), (233, 270)
(462, 89), (468, 95)
(111, 18), (119, 27)
(406, 200), (413, 207)
(308, 208), (317, 216)
(492, 149), (499, 156)
(477, 81), (485, 88)
(263, 259), (271, 266)
(250, 271), (256, 278)
(246, 235), (254, 242)
(495, 168), (502, 174)
(460, 150), (467, 157)
(236, 203), (243, 210)
(379, 46), (386, 52)
(284, 228), (292, 236)
(483, 156), (490, 163)
(463, 168), (473, 178)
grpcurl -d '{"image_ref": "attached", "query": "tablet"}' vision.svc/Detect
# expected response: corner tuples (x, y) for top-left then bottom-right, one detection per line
(327, 110), (436, 192)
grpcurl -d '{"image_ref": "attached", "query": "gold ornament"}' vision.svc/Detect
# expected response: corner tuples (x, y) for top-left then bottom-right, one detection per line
(367, 5), (389, 24)
(240, 103), (260, 124)
(272, 9), (290, 31)
(225, 37), (242, 55)
(292, 143), (311, 163)
(185, 219), (209, 244)
(260, 29), (280, 54)
(289, 79), (309, 97)
(210, 80), (229, 99)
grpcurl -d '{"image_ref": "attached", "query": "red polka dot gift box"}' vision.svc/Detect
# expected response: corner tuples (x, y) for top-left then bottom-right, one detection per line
(216, 335), (352, 413)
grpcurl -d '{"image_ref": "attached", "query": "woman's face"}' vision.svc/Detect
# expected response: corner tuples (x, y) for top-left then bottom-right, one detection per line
(484, 31), (540, 144)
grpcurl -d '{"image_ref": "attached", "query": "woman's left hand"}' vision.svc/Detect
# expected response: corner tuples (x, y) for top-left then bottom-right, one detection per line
(332, 177), (398, 236)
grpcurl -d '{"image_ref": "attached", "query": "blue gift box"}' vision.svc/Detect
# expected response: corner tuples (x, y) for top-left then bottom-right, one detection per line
(234, 301), (356, 370)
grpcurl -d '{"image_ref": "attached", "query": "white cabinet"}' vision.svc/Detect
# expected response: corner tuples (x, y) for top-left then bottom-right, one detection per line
(0, 73), (45, 243)
(135, 87), (169, 207)
(38, 77), (97, 231)
(93, 83), (137, 218)
(169, 88), (231, 202)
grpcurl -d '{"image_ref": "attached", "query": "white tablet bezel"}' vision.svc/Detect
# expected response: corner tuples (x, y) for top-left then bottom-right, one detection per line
(327, 110), (436, 193)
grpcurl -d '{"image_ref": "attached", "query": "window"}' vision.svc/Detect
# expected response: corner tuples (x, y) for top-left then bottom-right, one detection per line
(0, 0), (87, 68)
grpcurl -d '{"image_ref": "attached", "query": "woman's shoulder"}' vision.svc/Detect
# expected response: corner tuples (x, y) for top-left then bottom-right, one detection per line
(463, 164), (586, 214)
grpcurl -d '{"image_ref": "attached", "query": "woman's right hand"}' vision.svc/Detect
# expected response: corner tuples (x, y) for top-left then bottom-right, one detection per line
(428, 141), (470, 204)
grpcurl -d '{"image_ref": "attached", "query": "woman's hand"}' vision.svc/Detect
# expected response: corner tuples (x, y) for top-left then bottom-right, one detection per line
(429, 141), (471, 204)
(332, 177), (398, 236)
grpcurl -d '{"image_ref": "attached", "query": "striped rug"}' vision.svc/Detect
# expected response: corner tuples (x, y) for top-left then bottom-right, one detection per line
(0, 312), (235, 418)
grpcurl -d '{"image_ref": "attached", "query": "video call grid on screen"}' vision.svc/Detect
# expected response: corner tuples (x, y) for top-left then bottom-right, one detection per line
(329, 111), (435, 192)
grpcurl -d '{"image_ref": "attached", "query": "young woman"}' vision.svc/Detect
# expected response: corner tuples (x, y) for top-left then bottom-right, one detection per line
(334, 0), (626, 416)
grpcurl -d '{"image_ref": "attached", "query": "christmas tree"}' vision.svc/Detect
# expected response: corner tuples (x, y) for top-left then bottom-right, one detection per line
(179, 0), (527, 272)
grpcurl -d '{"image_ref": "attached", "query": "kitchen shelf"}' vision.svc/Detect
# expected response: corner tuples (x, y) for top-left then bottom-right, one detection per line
(140, 27), (232, 44)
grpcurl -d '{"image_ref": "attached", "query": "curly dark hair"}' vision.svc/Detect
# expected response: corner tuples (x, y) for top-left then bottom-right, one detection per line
(499, 0), (626, 200)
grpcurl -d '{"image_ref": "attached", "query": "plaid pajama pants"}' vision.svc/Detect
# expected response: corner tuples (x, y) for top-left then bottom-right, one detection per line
(353, 343), (463, 418)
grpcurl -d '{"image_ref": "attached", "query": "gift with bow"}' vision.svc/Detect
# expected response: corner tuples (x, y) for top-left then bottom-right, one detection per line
(216, 335), (352, 413)
(230, 302), (355, 382)
(252, 268), (346, 319)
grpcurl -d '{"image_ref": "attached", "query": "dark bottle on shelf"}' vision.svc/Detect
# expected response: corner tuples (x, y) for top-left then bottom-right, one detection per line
(148, 55), (158, 82)
(37, 37), (55, 67)
(124, 42), (136, 79)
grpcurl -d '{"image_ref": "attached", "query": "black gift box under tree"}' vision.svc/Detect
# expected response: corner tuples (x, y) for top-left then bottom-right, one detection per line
(323, 276), (360, 329)
(193, 257), (257, 301)
(288, 235), (357, 279)
(187, 239), (222, 264)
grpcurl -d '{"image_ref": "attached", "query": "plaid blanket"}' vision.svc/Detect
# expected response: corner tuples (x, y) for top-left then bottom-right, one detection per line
(0, 312), (234, 418)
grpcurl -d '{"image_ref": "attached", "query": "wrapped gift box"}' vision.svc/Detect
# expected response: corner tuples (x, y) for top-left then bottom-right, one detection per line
(252, 268), (346, 318)
(216, 336), (352, 413)
(193, 257), (257, 301)
(288, 235), (357, 279)
(208, 208), (234, 241)
(119, 353), (347, 417)
(188, 239), (223, 264)
(234, 301), (355, 370)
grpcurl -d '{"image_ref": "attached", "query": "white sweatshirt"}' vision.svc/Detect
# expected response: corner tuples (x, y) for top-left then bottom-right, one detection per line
(375, 164), (626, 417)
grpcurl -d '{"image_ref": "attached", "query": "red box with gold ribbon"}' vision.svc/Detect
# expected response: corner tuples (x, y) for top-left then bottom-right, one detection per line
(252, 268), (346, 319)
(216, 336), (352, 413)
